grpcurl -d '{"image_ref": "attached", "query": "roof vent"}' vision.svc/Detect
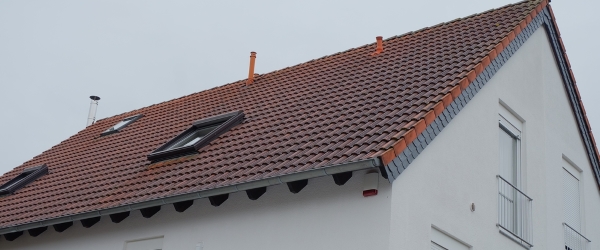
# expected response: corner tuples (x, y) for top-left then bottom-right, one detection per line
(87, 96), (101, 127)
(372, 36), (384, 55)
(246, 52), (257, 86)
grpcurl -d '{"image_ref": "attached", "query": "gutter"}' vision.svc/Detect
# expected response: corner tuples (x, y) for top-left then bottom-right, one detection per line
(0, 157), (382, 235)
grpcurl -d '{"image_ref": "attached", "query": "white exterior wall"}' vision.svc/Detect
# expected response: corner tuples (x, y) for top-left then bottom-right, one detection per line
(1, 170), (391, 250)
(388, 27), (600, 249)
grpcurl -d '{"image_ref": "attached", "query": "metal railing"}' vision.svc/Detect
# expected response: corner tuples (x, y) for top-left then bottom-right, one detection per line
(497, 175), (533, 246)
(564, 223), (591, 250)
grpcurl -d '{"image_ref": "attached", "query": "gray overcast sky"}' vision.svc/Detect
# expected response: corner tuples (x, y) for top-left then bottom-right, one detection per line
(0, 0), (597, 175)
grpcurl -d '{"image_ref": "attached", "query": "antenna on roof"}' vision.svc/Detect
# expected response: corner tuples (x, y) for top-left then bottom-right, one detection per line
(86, 96), (101, 127)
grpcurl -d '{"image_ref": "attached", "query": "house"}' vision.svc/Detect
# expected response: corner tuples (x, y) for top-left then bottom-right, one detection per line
(0, 0), (598, 249)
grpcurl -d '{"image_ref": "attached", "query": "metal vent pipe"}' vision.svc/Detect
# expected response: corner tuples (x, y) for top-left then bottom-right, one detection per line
(87, 96), (101, 127)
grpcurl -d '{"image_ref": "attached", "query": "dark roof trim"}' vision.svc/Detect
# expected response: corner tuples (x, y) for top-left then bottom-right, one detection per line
(0, 165), (48, 196)
(100, 114), (144, 136)
(384, 7), (546, 181)
(0, 157), (381, 235)
(384, 5), (600, 191)
(147, 110), (245, 162)
(540, 7), (600, 190)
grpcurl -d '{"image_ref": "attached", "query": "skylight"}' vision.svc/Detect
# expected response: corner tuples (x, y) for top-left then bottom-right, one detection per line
(147, 111), (244, 162)
(0, 165), (48, 196)
(101, 114), (143, 136)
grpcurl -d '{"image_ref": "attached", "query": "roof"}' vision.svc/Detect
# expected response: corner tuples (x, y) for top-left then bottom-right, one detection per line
(1, 0), (596, 232)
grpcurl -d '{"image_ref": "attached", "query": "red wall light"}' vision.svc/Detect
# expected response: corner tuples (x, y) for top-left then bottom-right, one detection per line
(363, 189), (378, 197)
(362, 171), (379, 197)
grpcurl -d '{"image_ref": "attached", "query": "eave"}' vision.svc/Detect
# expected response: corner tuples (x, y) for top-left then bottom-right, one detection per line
(0, 158), (381, 236)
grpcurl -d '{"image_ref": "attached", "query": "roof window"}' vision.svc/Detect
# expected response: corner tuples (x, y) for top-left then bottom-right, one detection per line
(0, 165), (48, 195)
(147, 111), (244, 162)
(101, 114), (143, 136)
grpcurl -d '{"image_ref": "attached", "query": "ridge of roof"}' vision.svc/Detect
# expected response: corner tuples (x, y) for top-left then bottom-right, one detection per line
(388, 0), (539, 39)
(92, 0), (540, 126)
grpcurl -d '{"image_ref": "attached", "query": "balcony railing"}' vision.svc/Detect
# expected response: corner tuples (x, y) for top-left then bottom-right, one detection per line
(564, 223), (591, 250)
(497, 175), (533, 247)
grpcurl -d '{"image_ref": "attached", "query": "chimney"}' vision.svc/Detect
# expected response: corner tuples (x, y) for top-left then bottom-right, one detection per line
(246, 52), (257, 86)
(86, 96), (100, 127)
(372, 36), (384, 55)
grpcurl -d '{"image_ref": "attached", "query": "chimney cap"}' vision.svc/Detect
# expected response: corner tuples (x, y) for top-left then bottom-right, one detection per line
(90, 96), (101, 101)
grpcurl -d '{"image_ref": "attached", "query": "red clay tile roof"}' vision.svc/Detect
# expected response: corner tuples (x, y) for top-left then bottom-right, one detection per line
(0, 0), (578, 229)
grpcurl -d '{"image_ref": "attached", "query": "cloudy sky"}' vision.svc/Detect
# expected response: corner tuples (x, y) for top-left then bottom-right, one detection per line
(0, 0), (597, 175)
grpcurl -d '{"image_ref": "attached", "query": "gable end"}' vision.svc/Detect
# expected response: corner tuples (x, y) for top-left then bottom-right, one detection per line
(384, 4), (600, 191)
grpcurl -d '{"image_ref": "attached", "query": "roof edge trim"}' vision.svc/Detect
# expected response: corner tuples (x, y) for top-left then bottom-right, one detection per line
(0, 157), (381, 235)
(542, 5), (600, 190)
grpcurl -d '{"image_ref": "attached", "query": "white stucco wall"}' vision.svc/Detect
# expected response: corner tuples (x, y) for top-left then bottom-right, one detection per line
(388, 26), (600, 249)
(0, 170), (391, 250)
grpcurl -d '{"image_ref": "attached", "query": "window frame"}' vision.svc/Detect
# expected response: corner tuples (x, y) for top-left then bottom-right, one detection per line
(0, 164), (48, 195)
(499, 114), (522, 188)
(430, 226), (470, 250)
(101, 114), (144, 136)
(124, 236), (164, 250)
(497, 111), (532, 247)
(431, 241), (448, 250)
(563, 167), (582, 230)
(147, 110), (244, 162)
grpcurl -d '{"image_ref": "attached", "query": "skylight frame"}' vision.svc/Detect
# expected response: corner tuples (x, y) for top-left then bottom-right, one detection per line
(101, 114), (144, 136)
(0, 165), (48, 196)
(147, 110), (244, 162)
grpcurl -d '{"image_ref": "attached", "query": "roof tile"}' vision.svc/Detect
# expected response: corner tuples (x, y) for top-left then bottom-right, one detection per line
(0, 0), (544, 228)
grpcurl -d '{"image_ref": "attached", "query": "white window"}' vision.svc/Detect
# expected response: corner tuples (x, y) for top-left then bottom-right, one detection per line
(499, 112), (521, 188)
(563, 167), (581, 231)
(431, 241), (448, 250)
(125, 236), (164, 250)
(497, 106), (532, 247)
(563, 160), (590, 250)
(431, 227), (470, 250)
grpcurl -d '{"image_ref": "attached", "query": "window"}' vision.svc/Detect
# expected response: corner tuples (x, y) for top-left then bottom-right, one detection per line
(160, 124), (221, 150)
(564, 168), (581, 231)
(147, 110), (244, 162)
(499, 113), (521, 188)
(125, 236), (163, 250)
(101, 114), (143, 136)
(563, 162), (590, 250)
(497, 108), (532, 247)
(430, 226), (469, 250)
(431, 241), (448, 250)
(0, 165), (48, 195)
